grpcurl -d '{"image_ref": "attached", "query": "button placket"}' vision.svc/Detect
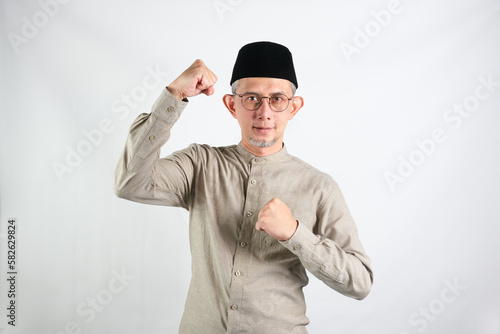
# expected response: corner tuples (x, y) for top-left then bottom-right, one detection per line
(227, 160), (262, 330)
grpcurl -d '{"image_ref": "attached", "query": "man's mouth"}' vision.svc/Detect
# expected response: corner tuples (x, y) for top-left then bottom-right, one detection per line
(253, 126), (273, 134)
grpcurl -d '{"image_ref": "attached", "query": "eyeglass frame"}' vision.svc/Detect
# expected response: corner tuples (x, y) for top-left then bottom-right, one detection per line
(233, 92), (294, 112)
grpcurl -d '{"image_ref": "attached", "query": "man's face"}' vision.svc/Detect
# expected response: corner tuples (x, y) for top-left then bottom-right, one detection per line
(223, 77), (304, 156)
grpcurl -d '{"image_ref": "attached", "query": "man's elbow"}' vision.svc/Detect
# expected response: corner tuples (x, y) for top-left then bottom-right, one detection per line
(352, 284), (372, 300)
(114, 182), (130, 200)
(113, 173), (135, 201)
(351, 270), (374, 300)
(114, 183), (128, 199)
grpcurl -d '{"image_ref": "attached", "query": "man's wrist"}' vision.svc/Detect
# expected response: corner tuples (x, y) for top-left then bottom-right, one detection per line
(280, 220), (299, 242)
(166, 86), (184, 101)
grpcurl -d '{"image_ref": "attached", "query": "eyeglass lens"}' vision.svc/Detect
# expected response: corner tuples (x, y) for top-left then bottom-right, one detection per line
(240, 93), (290, 112)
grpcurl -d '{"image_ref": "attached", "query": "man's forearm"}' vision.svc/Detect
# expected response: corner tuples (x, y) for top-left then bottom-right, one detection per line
(281, 222), (373, 300)
(114, 88), (188, 202)
(279, 181), (373, 300)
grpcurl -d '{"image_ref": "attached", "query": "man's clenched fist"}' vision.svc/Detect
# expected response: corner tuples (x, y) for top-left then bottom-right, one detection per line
(255, 198), (298, 241)
(167, 59), (218, 101)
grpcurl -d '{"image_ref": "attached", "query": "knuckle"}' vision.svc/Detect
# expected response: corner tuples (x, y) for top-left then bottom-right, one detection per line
(268, 198), (278, 208)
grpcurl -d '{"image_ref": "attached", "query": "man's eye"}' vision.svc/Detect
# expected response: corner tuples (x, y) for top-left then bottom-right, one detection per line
(271, 95), (286, 103)
(245, 95), (259, 102)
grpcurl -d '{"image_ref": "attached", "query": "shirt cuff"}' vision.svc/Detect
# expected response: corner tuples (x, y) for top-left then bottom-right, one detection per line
(279, 221), (320, 256)
(151, 87), (189, 124)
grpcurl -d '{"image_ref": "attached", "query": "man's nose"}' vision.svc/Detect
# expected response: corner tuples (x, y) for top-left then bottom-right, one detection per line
(256, 98), (272, 119)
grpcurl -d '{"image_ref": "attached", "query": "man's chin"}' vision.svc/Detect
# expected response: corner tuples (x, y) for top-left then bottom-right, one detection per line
(248, 137), (277, 148)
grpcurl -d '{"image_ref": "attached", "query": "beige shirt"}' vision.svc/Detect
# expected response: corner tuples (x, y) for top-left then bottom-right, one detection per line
(114, 88), (373, 334)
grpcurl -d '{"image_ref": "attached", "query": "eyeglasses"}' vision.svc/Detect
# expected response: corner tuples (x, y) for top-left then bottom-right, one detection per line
(234, 92), (293, 112)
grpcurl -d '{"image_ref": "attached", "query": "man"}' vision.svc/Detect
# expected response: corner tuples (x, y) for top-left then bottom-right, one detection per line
(114, 41), (373, 334)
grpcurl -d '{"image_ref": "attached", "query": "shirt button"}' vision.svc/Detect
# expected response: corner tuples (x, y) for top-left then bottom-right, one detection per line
(246, 211), (253, 217)
(167, 106), (174, 112)
(234, 271), (241, 276)
(294, 245), (301, 251)
(230, 304), (238, 310)
(240, 242), (246, 248)
(149, 135), (155, 141)
(250, 179), (257, 185)
(253, 158), (259, 163)
(320, 265), (326, 271)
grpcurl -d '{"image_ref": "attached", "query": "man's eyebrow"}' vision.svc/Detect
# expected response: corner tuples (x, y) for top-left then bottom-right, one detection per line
(242, 90), (287, 95)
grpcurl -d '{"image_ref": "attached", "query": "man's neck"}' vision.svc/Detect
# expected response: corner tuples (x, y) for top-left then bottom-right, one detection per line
(241, 140), (284, 157)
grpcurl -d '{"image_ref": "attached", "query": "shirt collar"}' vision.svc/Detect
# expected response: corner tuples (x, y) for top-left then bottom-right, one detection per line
(236, 142), (288, 164)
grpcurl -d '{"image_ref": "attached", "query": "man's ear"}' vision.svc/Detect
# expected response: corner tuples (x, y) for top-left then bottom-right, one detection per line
(223, 94), (237, 119)
(289, 96), (304, 120)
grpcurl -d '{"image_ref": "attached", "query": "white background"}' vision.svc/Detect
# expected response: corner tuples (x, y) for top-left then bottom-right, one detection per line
(1, 0), (500, 333)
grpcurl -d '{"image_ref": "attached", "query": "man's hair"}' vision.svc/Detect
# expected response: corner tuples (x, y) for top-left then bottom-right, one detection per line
(231, 80), (297, 96)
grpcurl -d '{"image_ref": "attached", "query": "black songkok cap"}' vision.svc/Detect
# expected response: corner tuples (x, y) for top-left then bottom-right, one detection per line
(230, 41), (298, 89)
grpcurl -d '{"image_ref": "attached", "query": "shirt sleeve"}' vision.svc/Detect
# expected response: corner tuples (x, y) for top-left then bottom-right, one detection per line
(113, 88), (194, 209)
(279, 181), (374, 300)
